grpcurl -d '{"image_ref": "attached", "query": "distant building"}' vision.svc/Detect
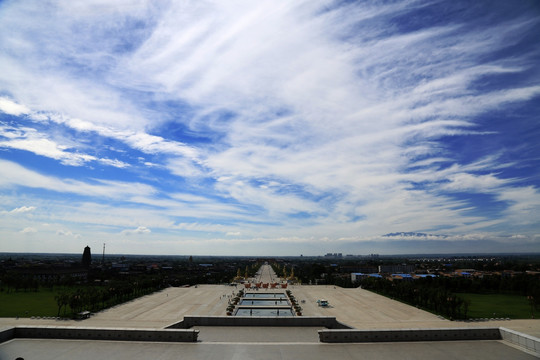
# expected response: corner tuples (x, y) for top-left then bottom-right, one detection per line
(391, 273), (413, 281)
(25, 267), (88, 283)
(324, 253), (343, 258)
(82, 246), (91, 268)
(351, 273), (382, 282)
(414, 274), (438, 279)
(378, 264), (415, 274)
(341, 266), (378, 274)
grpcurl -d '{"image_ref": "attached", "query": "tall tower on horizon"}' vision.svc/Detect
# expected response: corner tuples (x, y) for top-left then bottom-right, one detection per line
(82, 246), (91, 268)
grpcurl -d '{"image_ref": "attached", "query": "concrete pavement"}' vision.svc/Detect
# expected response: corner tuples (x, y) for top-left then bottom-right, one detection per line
(1, 282), (539, 338)
(1, 338), (537, 360)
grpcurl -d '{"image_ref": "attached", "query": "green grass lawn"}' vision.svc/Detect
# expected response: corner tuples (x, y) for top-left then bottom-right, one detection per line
(0, 288), (64, 318)
(458, 293), (533, 319)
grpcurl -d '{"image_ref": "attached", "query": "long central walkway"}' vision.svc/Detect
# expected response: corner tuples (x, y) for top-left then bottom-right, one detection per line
(254, 263), (278, 283)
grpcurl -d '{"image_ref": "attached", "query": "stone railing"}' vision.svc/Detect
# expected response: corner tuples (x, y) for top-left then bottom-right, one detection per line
(318, 326), (540, 356)
(499, 327), (540, 356)
(0, 325), (198, 343)
(318, 327), (501, 343)
(167, 315), (351, 329)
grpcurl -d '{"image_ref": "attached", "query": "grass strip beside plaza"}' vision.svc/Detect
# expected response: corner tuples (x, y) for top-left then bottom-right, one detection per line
(458, 293), (532, 319)
(0, 288), (61, 317)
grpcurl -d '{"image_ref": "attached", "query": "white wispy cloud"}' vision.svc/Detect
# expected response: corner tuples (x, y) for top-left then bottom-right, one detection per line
(121, 226), (151, 235)
(0, 1), (539, 254)
(56, 229), (81, 239)
(0, 97), (31, 116)
(4, 206), (36, 214)
(0, 159), (156, 199)
(497, 186), (540, 226)
(0, 121), (130, 168)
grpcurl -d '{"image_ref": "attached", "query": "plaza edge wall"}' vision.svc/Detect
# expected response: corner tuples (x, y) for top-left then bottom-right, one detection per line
(167, 315), (352, 329)
(500, 327), (540, 355)
(318, 327), (501, 343)
(0, 325), (198, 343)
(318, 327), (540, 356)
(0, 327), (15, 343)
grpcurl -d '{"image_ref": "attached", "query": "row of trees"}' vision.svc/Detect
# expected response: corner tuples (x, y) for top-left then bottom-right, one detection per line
(425, 273), (540, 296)
(0, 273), (40, 293)
(359, 277), (470, 319)
(55, 277), (164, 317)
(271, 263), (294, 279)
(358, 274), (540, 319)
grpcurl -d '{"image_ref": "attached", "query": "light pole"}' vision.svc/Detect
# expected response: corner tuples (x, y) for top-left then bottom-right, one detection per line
(527, 296), (534, 319)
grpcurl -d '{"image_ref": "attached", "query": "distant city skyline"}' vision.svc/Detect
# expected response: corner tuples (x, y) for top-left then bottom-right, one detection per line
(0, 1), (539, 255)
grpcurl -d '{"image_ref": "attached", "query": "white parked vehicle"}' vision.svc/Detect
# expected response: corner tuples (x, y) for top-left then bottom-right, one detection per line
(317, 299), (329, 307)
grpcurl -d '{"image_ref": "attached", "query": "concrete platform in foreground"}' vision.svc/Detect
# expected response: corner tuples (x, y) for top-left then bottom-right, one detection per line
(1, 338), (537, 360)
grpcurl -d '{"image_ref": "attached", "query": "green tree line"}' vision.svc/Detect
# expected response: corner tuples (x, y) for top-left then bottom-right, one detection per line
(54, 277), (164, 317)
(359, 277), (470, 319)
(358, 274), (540, 319)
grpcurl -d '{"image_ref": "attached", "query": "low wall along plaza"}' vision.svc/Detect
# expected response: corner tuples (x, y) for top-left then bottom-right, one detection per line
(0, 325), (199, 343)
(167, 315), (351, 329)
(500, 327), (540, 355)
(318, 327), (502, 343)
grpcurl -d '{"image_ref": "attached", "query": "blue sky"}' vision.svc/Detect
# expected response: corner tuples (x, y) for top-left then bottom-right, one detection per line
(0, 0), (539, 256)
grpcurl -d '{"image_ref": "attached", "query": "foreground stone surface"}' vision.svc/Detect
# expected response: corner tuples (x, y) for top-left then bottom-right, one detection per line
(1, 338), (537, 360)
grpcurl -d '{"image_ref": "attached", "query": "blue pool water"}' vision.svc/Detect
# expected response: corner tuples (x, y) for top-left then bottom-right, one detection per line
(235, 308), (294, 316)
(239, 299), (289, 306)
(243, 293), (286, 298)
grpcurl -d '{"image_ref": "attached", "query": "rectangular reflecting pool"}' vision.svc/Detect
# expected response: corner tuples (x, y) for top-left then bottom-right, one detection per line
(243, 293), (286, 298)
(240, 299), (289, 306)
(235, 308), (294, 316)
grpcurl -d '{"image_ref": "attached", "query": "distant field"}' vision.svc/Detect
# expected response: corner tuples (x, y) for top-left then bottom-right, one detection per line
(458, 293), (532, 319)
(0, 289), (62, 317)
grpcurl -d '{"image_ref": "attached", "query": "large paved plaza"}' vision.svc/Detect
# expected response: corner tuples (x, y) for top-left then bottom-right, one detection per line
(1, 265), (539, 359)
(1, 282), (538, 337)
